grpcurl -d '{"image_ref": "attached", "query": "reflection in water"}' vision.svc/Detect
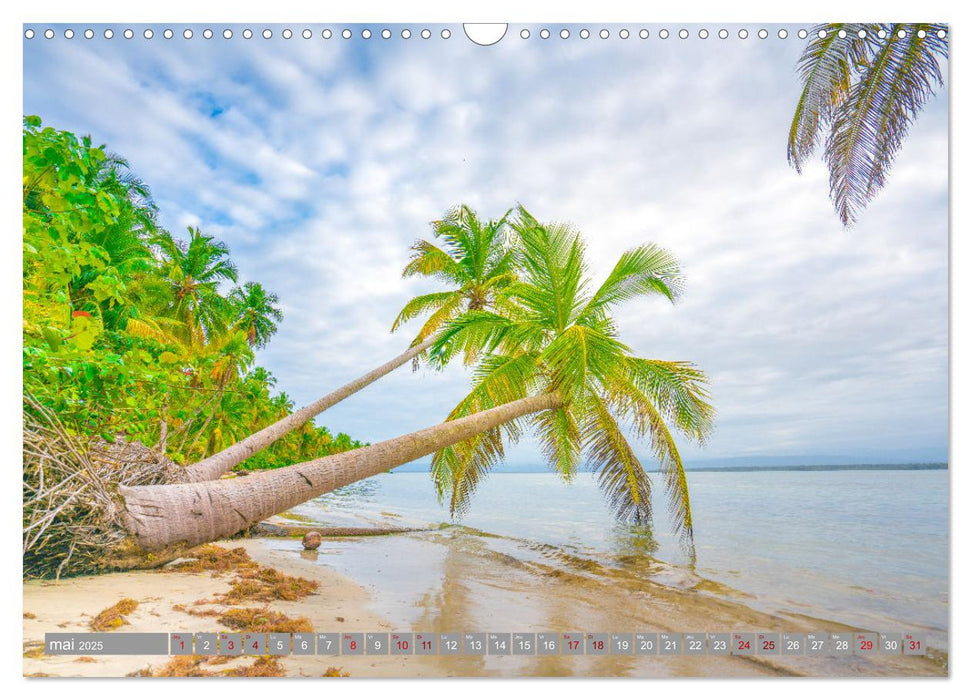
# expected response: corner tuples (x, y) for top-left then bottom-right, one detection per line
(610, 524), (660, 558)
(407, 530), (647, 676)
(412, 540), (486, 676)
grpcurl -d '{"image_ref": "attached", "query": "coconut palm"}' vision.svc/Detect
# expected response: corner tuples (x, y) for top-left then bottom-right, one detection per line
(180, 205), (514, 482)
(392, 204), (516, 365)
(117, 211), (711, 552)
(229, 281), (283, 349)
(427, 208), (713, 546)
(154, 227), (238, 346)
(788, 23), (948, 226)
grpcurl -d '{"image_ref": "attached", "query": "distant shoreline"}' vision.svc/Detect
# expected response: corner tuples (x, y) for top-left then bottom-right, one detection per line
(678, 463), (948, 473)
(392, 463), (948, 475)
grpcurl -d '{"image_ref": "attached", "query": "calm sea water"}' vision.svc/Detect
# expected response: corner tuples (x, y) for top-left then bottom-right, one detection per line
(287, 469), (948, 643)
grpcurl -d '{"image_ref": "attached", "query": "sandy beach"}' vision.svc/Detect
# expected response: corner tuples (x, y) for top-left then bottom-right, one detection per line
(23, 527), (948, 678)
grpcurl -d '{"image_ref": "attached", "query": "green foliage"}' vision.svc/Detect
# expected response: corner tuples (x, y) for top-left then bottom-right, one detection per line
(788, 23), (948, 226)
(392, 204), (516, 364)
(23, 117), (363, 469)
(428, 206), (714, 551)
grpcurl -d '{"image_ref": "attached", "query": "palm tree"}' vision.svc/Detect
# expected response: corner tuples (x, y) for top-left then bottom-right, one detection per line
(117, 211), (711, 552)
(392, 204), (516, 365)
(428, 208), (713, 545)
(229, 282), (283, 349)
(179, 205), (514, 482)
(154, 227), (238, 346)
(787, 23), (948, 226)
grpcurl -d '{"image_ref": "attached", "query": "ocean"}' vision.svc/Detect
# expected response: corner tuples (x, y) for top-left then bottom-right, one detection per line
(284, 469), (948, 647)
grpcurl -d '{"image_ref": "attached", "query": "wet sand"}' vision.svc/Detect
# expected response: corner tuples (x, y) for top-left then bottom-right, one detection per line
(23, 529), (947, 678)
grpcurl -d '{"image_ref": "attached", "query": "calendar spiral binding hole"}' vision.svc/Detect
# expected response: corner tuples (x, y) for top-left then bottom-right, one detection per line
(24, 26), (949, 42)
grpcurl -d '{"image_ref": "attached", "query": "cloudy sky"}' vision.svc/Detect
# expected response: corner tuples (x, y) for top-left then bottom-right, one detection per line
(23, 24), (949, 466)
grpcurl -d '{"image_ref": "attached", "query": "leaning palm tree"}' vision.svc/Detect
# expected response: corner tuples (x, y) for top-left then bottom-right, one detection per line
(788, 23), (948, 226)
(117, 211), (711, 553)
(180, 205), (514, 483)
(428, 209), (713, 546)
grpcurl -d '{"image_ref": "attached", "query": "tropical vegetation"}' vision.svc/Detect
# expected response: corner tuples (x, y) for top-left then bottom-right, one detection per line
(392, 204), (516, 365)
(23, 116), (364, 473)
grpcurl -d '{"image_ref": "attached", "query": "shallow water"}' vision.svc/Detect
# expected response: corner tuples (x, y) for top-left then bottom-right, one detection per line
(284, 469), (948, 646)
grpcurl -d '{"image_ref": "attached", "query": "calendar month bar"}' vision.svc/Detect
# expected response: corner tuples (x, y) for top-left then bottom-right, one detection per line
(44, 631), (928, 657)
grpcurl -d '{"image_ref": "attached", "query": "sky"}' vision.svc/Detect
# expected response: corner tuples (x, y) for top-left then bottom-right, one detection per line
(22, 23), (949, 466)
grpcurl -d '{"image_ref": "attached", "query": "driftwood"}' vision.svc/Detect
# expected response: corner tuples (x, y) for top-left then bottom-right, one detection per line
(251, 522), (429, 538)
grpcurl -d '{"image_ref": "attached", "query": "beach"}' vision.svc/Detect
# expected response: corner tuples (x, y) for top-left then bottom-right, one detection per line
(23, 526), (947, 678)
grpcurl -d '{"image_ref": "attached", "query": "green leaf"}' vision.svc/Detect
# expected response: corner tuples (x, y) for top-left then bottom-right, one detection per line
(69, 313), (100, 351)
(41, 327), (62, 351)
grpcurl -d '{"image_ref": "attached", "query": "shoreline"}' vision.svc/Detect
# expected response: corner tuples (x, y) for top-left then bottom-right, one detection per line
(23, 529), (948, 678)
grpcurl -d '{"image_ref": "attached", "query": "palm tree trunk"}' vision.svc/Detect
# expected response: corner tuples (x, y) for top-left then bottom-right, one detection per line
(180, 338), (436, 483)
(120, 392), (561, 550)
(156, 412), (168, 453)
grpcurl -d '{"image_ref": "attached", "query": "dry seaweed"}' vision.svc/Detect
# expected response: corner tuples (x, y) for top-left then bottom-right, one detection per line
(216, 607), (314, 633)
(165, 544), (258, 576)
(217, 565), (318, 603)
(128, 655), (286, 677)
(89, 597), (138, 631)
(322, 667), (351, 677)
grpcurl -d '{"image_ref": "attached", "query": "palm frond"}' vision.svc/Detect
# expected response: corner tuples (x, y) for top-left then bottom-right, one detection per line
(624, 357), (714, 442)
(581, 245), (684, 322)
(428, 310), (525, 367)
(584, 393), (653, 525)
(605, 374), (695, 547)
(512, 216), (588, 330)
(541, 323), (629, 402)
(532, 403), (581, 479)
(431, 352), (538, 513)
(125, 317), (184, 347)
(401, 239), (465, 283)
(826, 23), (948, 225)
(409, 294), (466, 364)
(788, 24), (874, 172)
(435, 425), (513, 516)
(390, 290), (457, 333)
